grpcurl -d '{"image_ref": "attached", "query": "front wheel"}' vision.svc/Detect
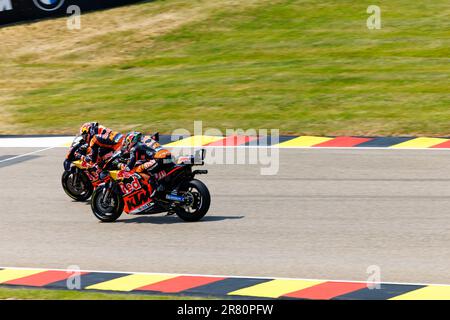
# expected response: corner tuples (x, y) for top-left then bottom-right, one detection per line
(91, 185), (124, 222)
(176, 179), (211, 222)
(61, 170), (93, 202)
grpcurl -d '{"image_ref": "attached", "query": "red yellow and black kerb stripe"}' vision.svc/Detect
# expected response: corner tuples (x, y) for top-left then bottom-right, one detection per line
(0, 268), (449, 300)
(3, 135), (450, 149)
(148, 135), (450, 149)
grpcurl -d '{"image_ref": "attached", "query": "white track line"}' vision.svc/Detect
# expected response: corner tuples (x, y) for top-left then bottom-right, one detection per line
(0, 136), (72, 148)
(0, 266), (449, 287)
(0, 146), (55, 164)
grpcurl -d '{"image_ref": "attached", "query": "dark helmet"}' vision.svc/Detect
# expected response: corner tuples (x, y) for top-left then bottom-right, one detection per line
(124, 131), (143, 151)
(79, 122), (98, 142)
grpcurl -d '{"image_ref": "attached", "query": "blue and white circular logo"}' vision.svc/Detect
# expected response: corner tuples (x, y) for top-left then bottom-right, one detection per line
(32, 0), (65, 11)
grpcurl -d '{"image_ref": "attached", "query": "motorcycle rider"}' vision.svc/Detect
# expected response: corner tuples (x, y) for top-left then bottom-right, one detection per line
(77, 122), (124, 166)
(118, 131), (171, 197)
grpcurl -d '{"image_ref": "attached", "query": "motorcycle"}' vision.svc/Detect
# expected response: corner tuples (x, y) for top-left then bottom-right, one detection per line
(61, 136), (104, 201)
(90, 148), (211, 222)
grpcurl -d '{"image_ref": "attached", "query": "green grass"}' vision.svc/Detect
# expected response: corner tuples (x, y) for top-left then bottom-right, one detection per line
(1, 0), (449, 135)
(0, 286), (211, 300)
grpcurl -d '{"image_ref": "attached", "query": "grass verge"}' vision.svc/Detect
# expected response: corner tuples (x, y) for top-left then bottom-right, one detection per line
(0, 0), (449, 136)
(0, 286), (212, 300)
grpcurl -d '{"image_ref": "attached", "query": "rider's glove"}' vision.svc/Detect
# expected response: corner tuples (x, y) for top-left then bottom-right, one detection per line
(82, 155), (93, 163)
(80, 155), (94, 168)
(74, 151), (83, 159)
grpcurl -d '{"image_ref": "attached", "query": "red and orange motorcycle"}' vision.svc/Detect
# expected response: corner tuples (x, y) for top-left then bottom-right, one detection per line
(61, 136), (106, 201)
(90, 149), (210, 222)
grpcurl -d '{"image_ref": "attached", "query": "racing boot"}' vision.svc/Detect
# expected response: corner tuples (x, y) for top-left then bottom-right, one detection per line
(149, 175), (164, 199)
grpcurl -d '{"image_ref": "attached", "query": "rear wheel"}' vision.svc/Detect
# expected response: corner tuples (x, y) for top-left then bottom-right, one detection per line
(175, 179), (211, 222)
(61, 170), (93, 202)
(91, 185), (124, 222)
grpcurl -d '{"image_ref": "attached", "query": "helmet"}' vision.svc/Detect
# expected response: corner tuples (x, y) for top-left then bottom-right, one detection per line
(124, 131), (143, 151)
(79, 122), (98, 142)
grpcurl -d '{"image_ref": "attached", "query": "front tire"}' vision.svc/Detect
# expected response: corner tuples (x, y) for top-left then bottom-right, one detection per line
(176, 179), (211, 222)
(91, 185), (124, 222)
(61, 170), (93, 202)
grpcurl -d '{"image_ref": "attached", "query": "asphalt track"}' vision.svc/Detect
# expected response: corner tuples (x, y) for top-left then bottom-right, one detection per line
(0, 147), (449, 285)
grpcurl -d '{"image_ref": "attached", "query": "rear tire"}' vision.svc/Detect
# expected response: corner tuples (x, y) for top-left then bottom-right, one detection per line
(91, 185), (124, 222)
(61, 170), (93, 202)
(176, 179), (211, 222)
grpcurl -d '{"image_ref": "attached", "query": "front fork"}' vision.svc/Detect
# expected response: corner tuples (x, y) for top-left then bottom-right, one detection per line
(72, 173), (79, 186)
(70, 167), (84, 187)
(102, 180), (113, 204)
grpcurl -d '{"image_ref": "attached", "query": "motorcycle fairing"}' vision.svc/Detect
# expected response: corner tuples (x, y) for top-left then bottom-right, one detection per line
(110, 172), (154, 214)
(72, 160), (103, 187)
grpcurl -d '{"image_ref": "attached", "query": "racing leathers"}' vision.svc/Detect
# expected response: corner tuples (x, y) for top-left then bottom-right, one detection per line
(119, 136), (171, 194)
(79, 126), (124, 166)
